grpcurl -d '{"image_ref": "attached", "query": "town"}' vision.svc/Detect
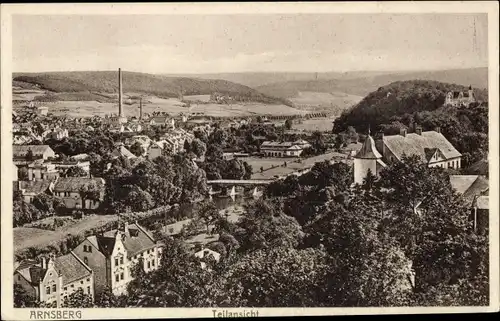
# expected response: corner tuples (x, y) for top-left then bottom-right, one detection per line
(8, 11), (492, 311)
(11, 68), (490, 308)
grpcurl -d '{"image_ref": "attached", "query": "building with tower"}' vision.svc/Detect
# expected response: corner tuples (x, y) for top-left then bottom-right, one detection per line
(444, 85), (476, 107)
(353, 127), (462, 185)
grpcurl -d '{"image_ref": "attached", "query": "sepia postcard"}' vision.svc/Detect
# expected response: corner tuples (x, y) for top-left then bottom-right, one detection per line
(1, 2), (499, 319)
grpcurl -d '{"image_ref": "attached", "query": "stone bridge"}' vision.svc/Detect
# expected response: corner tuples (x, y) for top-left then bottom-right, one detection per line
(206, 179), (274, 197)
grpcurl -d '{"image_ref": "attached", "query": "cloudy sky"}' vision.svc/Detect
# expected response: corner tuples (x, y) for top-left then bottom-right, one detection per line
(13, 14), (488, 74)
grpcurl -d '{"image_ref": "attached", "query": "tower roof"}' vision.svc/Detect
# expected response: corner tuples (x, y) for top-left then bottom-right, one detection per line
(354, 135), (382, 159)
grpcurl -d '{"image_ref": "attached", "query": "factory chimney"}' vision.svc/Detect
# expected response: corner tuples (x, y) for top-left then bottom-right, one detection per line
(139, 97), (143, 120)
(118, 68), (123, 117)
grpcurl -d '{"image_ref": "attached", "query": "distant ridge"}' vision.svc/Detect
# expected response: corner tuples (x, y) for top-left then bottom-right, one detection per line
(12, 71), (292, 106)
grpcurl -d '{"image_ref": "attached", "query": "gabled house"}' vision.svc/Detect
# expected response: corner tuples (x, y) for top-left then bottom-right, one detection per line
(15, 180), (55, 203)
(147, 141), (165, 160)
(27, 160), (59, 181)
(260, 141), (304, 157)
(14, 252), (94, 308)
(194, 248), (221, 270)
(354, 128), (462, 185)
(72, 222), (162, 295)
(53, 177), (105, 210)
(111, 144), (137, 160)
(13, 145), (56, 161)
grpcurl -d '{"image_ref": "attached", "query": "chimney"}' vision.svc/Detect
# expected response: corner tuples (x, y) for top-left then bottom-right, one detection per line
(118, 68), (123, 118)
(41, 256), (47, 269)
(435, 127), (441, 134)
(399, 128), (407, 137)
(139, 97), (143, 121)
(415, 125), (422, 135)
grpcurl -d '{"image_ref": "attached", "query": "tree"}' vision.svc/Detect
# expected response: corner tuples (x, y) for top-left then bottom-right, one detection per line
(129, 141), (145, 157)
(65, 166), (88, 177)
(61, 288), (94, 308)
(14, 284), (37, 307)
(285, 119), (293, 130)
(191, 138), (207, 158)
(238, 199), (304, 252)
(26, 149), (34, 161)
(197, 200), (221, 233)
(216, 247), (330, 307)
(18, 167), (29, 180)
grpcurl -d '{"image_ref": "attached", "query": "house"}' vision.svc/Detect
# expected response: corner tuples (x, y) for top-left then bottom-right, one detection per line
(343, 142), (363, 157)
(27, 160), (59, 181)
(15, 180), (54, 203)
(111, 144), (137, 160)
(147, 141), (165, 160)
(14, 252), (94, 308)
(292, 139), (312, 150)
(13, 162), (18, 181)
(260, 141), (304, 157)
(53, 177), (106, 210)
(13, 145), (56, 161)
(48, 128), (69, 140)
(36, 106), (49, 116)
(72, 222), (162, 295)
(354, 127), (462, 185)
(149, 116), (174, 127)
(162, 218), (193, 237)
(449, 175), (489, 235)
(444, 86), (476, 107)
(194, 248), (221, 270)
(52, 160), (91, 175)
(70, 153), (90, 162)
(126, 135), (152, 151)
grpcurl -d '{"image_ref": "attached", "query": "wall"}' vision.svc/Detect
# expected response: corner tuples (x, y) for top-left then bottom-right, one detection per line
(39, 264), (61, 307)
(60, 274), (94, 305)
(110, 235), (129, 296)
(72, 240), (107, 295)
(354, 158), (378, 185)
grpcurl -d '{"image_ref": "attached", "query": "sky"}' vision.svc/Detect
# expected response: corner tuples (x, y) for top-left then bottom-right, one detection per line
(12, 14), (488, 74)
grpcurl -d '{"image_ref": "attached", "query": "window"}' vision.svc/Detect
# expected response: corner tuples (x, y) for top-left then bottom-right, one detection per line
(71, 284), (74, 288)
(46, 286), (50, 295)
(147, 261), (151, 269)
(87, 278), (90, 282)
(52, 284), (56, 292)
(114, 258), (119, 266)
(120, 272), (124, 280)
(152, 260), (155, 267)
(89, 246), (92, 253)
(115, 274), (119, 282)
(83, 245), (87, 252)
(64, 287), (67, 291)
(80, 280), (84, 285)
(87, 286), (91, 294)
(120, 257), (124, 265)
(84, 257), (88, 265)
(64, 295), (68, 302)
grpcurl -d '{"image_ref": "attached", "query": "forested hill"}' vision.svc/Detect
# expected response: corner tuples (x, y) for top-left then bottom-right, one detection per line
(333, 80), (489, 169)
(13, 71), (292, 106)
(333, 80), (488, 132)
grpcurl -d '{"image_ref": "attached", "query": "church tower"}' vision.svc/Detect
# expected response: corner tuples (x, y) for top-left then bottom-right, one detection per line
(353, 132), (384, 185)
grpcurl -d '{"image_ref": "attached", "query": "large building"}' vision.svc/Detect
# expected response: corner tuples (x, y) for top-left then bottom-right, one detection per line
(354, 128), (462, 185)
(14, 252), (94, 308)
(13, 145), (56, 161)
(52, 177), (106, 210)
(444, 85), (476, 107)
(260, 141), (304, 157)
(72, 222), (162, 295)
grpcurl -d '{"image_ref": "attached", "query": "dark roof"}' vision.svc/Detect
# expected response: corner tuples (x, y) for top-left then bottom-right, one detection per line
(54, 252), (92, 286)
(17, 180), (52, 195)
(53, 177), (105, 193)
(355, 135), (382, 159)
(450, 175), (489, 201)
(13, 145), (53, 157)
(382, 131), (461, 162)
(468, 158), (488, 175)
(16, 261), (46, 286)
(99, 223), (157, 257)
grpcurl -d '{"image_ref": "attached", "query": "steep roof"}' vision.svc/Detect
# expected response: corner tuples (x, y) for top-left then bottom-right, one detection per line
(13, 145), (53, 157)
(53, 177), (105, 193)
(16, 180), (52, 195)
(99, 223), (157, 257)
(382, 131), (461, 162)
(468, 158), (488, 175)
(354, 135), (382, 159)
(450, 175), (489, 201)
(15, 261), (46, 286)
(111, 145), (136, 159)
(54, 252), (92, 286)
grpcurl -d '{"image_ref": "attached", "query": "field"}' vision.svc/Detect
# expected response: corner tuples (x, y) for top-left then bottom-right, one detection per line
(28, 96), (305, 118)
(14, 214), (118, 253)
(290, 91), (362, 113)
(183, 94), (211, 102)
(242, 151), (351, 179)
(293, 118), (336, 132)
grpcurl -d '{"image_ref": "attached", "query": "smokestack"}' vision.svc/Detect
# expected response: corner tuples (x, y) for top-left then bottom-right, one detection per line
(118, 68), (123, 117)
(139, 97), (143, 121)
